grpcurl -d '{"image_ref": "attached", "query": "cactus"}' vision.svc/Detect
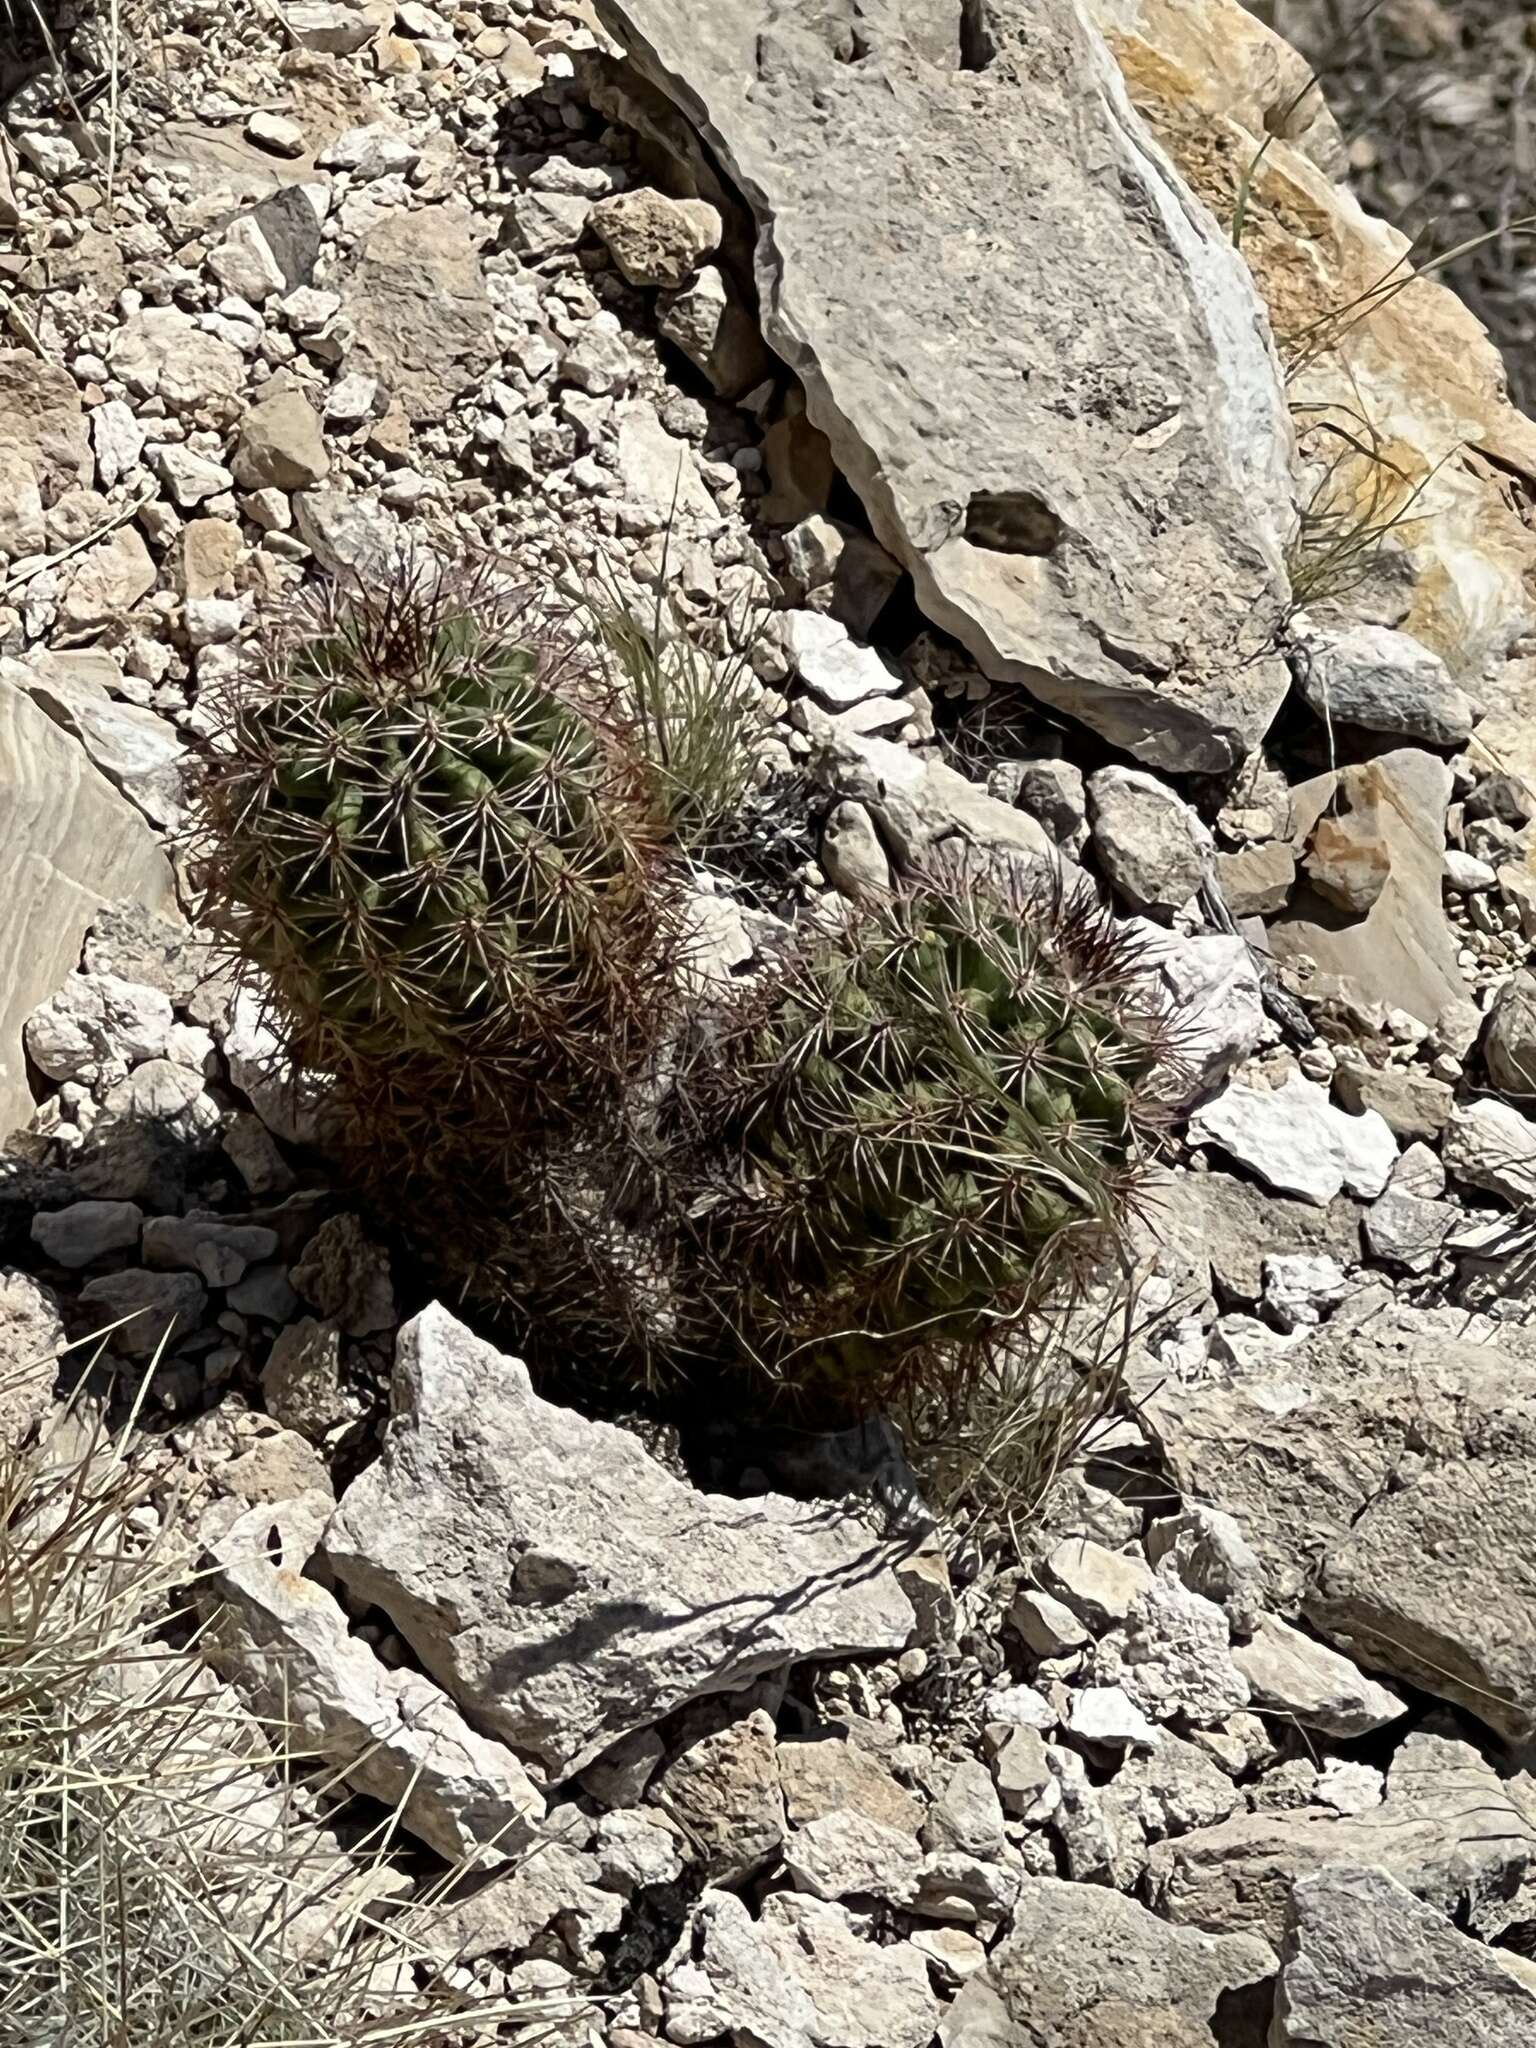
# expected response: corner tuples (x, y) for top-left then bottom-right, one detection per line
(195, 561), (675, 1160)
(687, 870), (1183, 1410)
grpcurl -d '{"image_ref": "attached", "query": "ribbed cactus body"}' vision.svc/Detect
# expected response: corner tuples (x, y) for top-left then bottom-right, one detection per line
(701, 877), (1179, 1403)
(197, 567), (669, 1138)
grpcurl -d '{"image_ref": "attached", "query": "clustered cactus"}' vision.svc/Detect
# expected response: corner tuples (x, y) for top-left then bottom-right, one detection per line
(197, 565), (1183, 1424)
(683, 876), (1180, 1408)
(196, 562), (674, 1169)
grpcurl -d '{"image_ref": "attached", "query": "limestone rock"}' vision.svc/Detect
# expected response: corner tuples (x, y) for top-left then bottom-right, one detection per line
(1098, 0), (1536, 689)
(283, 0), (386, 51)
(1269, 752), (1465, 1037)
(57, 528), (158, 637)
(1066, 1685), (1158, 1749)
(1271, 1863), (1536, 2045)
(661, 1889), (941, 2048)
(1146, 1163), (1368, 1302)
(1442, 1097), (1536, 1205)
(24, 971), (173, 1086)
(590, 186), (722, 288)
(596, 0), (1294, 773)
(812, 719), (1056, 879)
(233, 382), (329, 492)
(0, 1270), (63, 1454)
(1142, 1291), (1536, 1744)
(615, 399), (717, 527)
(778, 1735), (924, 1837)
(658, 265), (771, 399)
(1214, 839), (1295, 916)
(108, 308), (245, 420)
(200, 1496), (541, 1864)
(1261, 1251), (1350, 1330)
(786, 610), (902, 709)
(1139, 928), (1265, 1098)
(14, 653), (187, 829)
(1088, 768), (1207, 918)
(208, 215), (289, 303)
(1231, 1615), (1406, 1737)
(1302, 809), (1389, 914)
(1040, 1537), (1155, 1631)
(261, 1318), (348, 1441)
(1091, 1571), (1250, 1727)
(651, 1709), (785, 1884)
(1331, 1061), (1454, 1140)
(923, 1758), (1007, 1858)
(290, 1213), (394, 1336)
(1484, 972), (1536, 1100)
(78, 1268), (208, 1358)
(1294, 621), (1476, 745)
(323, 1305), (914, 1776)
(142, 1212), (279, 1287)
(784, 1806), (923, 1903)
(1188, 1068), (1396, 1204)
(942, 1875), (1275, 2046)
(1150, 1734), (1536, 1944)
(0, 683), (177, 1137)
(0, 351), (92, 556)
(344, 204), (496, 422)
(31, 1200), (144, 1270)
(821, 800), (893, 903)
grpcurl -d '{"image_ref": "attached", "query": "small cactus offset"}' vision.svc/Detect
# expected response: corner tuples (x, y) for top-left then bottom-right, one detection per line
(688, 871), (1184, 1410)
(195, 560), (675, 1159)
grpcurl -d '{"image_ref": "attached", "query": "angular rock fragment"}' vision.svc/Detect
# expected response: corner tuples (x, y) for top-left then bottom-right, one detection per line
(200, 1495), (541, 1864)
(941, 1875), (1275, 2046)
(324, 1306), (913, 1776)
(661, 1889), (941, 2048)
(1150, 1734), (1536, 1945)
(1189, 1069), (1396, 1204)
(596, 0), (1294, 772)
(1144, 1289), (1536, 1742)
(1231, 1615), (1405, 1737)
(1271, 1864), (1536, 2045)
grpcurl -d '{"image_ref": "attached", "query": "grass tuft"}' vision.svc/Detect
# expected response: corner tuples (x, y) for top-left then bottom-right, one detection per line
(0, 1350), (558, 2048)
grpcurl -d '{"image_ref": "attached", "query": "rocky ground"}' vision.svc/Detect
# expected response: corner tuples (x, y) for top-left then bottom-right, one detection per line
(4, 1), (1536, 2043)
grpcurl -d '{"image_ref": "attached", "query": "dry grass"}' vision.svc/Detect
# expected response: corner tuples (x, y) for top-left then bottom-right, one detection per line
(0, 1345), (559, 2048)
(1282, 399), (1444, 614)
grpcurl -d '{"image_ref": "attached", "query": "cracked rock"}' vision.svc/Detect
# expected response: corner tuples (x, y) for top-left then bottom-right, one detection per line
(323, 1305), (913, 1776)
(200, 1495), (541, 1864)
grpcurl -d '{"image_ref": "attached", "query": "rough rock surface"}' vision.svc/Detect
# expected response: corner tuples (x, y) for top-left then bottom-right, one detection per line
(662, 1888), (942, 2048)
(598, 0), (1295, 771)
(1269, 752), (1465, 1036)
(0, 682), (177, 1139)
(201, 1493), (542, 1863)
(1151, 1735), (1536, 1945)
(343, 203), (497, 421)
(0, 1269), (64, 1453)
(323, 1305), (914, 1775)
(1271, 1864), (1536, 2045)
(942, 1876), (1275, 2046)
(1144, 1293), (1536, 1744)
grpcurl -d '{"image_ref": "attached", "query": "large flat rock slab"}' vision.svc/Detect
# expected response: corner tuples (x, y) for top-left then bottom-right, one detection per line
(323, 1305), (915, 1779)
(597, 0), (1295, 771)
(0, 681), (179, 1142)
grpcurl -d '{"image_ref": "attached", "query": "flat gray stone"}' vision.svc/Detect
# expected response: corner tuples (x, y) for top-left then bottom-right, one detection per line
(323, 1305), (914, 1777)
(596, 0), (1293, 772)
(0, 681), (177, 1139)
(941, 1875), (1275, 2046)
(1272, 1864), (1536, 2045)
(1150, 1734), (1536, 1946)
